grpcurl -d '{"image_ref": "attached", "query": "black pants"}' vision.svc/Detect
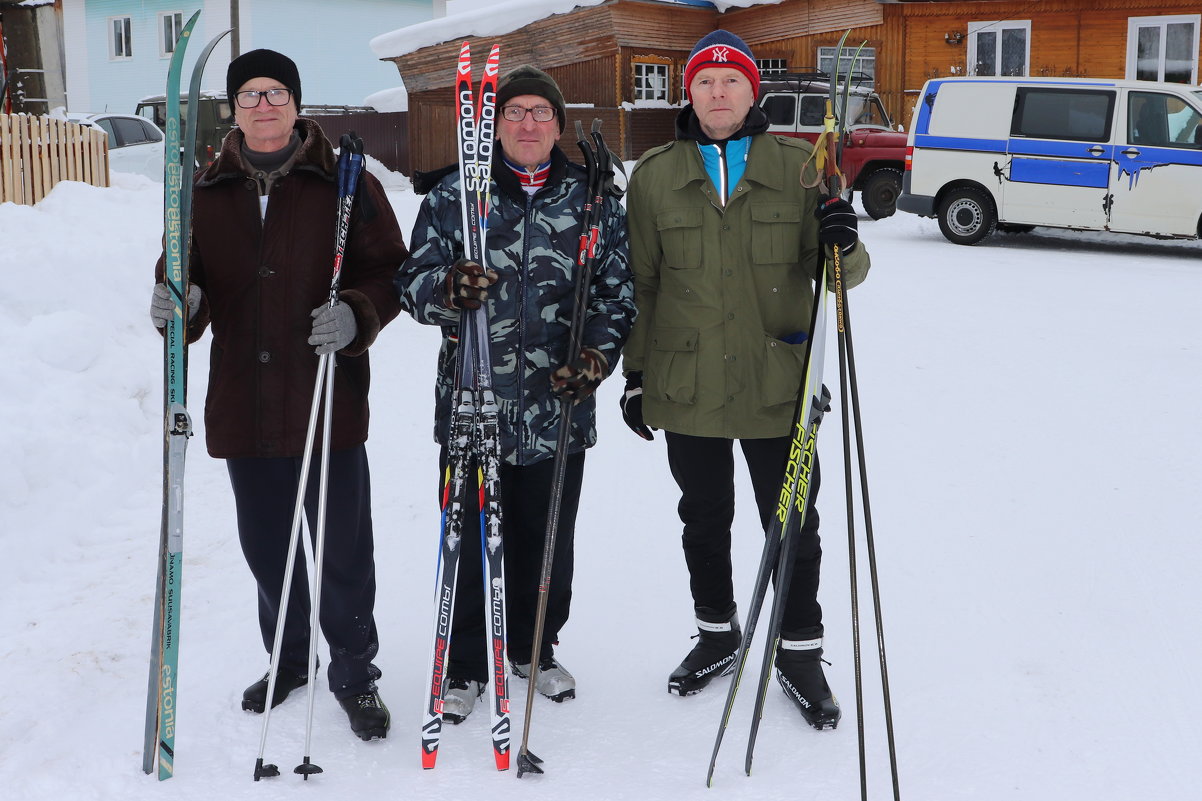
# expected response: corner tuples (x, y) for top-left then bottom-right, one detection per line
(441, 450), (584, 683)
(664, 432), (823, 632)
(227, 445), (381, 698)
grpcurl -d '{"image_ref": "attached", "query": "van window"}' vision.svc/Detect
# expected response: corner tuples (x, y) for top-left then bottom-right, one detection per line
(1011, 87), (1115, 142)
(762, 95), (796, 126)
(1128, 91), (1202, 147)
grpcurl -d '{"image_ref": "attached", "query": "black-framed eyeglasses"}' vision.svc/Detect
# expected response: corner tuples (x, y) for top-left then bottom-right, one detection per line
(500, 105), (557, 123)
(234, 88), (292, 109)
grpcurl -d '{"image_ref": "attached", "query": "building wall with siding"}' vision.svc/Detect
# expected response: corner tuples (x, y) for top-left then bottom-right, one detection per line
(892, 1), (1202, 128)
(69, 0), (432, 113)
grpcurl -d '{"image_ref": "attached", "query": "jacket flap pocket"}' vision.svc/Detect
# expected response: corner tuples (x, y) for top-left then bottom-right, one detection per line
(651, 327), (699, 352)
(655, 208), (704, 231)
(751, 203), (802, 224)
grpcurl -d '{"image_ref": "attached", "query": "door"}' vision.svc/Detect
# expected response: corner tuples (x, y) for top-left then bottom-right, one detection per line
(1001, 86), (1116, 229)
(1108, 89), (1202, 237)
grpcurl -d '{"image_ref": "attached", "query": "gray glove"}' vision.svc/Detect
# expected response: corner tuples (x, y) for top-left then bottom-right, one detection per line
(150, 283), (201, 329)
(308, 301), (357, 355)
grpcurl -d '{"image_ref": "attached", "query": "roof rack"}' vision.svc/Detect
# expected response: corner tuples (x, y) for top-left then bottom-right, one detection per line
(759, 70), (875, 89)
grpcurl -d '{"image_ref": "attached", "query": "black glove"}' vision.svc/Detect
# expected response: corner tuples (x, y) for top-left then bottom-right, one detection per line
(618, 371), (655, 441)
(551, 347), (608, 403)
(445, 258), (498, 310)
(815, 195), (858, 251)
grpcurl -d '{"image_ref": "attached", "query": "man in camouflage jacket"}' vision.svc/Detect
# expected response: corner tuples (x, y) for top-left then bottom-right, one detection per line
(395, 66), (634, 720)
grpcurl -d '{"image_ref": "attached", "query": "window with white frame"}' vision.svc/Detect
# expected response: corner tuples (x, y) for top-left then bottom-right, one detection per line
(1127, 15), (1200, 84)
(634, 62), (670, 101)
(968, 20), (1030, 77)
(817, 47), (875, 86)
(110, 16), (133, 59)
(160, 12), (184, 57)
(757, 58), (788, 76)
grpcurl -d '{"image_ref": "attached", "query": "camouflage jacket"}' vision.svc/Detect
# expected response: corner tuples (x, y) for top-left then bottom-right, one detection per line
(395, 144), (635, 466)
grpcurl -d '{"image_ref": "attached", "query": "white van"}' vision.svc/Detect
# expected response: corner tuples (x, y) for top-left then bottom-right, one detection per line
(897, 76), (1202, 245)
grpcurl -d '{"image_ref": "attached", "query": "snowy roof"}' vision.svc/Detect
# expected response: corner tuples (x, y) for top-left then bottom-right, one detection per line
(370, 0), (783, 59)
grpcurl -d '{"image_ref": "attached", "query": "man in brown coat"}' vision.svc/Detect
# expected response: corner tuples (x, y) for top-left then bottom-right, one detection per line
(149, 49), (407, 741)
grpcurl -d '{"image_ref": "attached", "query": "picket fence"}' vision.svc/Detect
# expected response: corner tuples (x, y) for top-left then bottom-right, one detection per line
(0, 113), (109, 206)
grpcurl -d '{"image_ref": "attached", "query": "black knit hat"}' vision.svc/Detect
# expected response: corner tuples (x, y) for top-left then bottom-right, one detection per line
(226, 49), (301, 109)
(496, 65), (567, 133)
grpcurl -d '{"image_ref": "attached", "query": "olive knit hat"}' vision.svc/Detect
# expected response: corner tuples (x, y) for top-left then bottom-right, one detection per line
(496, 65), (567, 133)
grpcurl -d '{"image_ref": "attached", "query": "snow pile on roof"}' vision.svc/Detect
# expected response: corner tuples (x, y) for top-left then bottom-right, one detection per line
(371, 0), (784, 59)
(710, 0), (782, 10)
(363, 86), (409, 113)
(371, 0), (609, 59)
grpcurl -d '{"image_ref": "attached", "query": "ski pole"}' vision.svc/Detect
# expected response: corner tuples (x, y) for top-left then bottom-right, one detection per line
(252, 134), (365, 781)
(515, 119), (611, 778)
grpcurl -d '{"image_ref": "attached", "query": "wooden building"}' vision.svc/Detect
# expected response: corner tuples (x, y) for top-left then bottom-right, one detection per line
(381, 0), (1202, 173)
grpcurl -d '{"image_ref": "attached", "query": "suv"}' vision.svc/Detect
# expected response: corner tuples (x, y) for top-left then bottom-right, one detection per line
(758, 72), (908, 218)
(135, 91), (235, 167)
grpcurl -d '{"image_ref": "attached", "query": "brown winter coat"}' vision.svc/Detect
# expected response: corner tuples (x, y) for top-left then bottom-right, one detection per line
(155, 119), (407, 458)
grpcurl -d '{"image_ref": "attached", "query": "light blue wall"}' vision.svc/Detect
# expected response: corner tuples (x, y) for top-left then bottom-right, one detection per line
(79, 0), (432, 113)
(240, 0), (429, 106)
(84, 1), (205, 112)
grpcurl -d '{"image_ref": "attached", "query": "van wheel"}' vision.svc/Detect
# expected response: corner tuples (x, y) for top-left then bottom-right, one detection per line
(937, 187), (997, 245)
(861, 168), (902, 220)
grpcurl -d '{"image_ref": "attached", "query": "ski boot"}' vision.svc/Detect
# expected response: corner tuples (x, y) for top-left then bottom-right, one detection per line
(775, 628), (841, 730)
(668, 604), (741, 696)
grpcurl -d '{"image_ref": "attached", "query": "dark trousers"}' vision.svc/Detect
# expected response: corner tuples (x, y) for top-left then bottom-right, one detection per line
(441, 450), (584, 683)
(226, 444), (381, 698)
(664, 432), (823, 633)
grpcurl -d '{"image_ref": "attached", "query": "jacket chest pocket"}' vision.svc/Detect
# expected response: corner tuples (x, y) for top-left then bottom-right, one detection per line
(656, 208), (704, 270)
(750, 203), (803, 265)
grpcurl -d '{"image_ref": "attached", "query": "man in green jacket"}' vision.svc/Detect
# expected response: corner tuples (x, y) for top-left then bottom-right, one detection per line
(619, 31), (869, 730)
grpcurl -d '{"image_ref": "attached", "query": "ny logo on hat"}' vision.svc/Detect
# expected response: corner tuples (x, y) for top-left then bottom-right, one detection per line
(710, 46), (730, 63)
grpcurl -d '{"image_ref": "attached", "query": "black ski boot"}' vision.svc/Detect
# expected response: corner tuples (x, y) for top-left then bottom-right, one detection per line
(775, 628), (840, 730)
(338, 687), (390, 741)
(668, 605), (741, 696)
(241, 670), (308, 713)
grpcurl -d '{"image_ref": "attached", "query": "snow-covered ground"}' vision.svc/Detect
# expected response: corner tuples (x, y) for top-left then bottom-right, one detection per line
(1, 167), (1200, 801)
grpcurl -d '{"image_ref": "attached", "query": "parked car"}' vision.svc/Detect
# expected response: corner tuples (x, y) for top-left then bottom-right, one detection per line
(62, 112), (165, 181)
(898, 76), (1202, 245)
(758, 72), (908, 219)
(135, 91), (235, 168)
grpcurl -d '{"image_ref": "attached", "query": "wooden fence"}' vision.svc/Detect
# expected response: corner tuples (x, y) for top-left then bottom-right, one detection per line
(0, 113), (109, 206)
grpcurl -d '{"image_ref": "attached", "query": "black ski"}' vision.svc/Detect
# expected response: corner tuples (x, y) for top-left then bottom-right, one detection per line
(706, 29), (850, 787)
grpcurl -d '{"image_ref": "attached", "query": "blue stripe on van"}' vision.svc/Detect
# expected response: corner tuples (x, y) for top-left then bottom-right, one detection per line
(1007, 139), (1113, 158)
(1010, 157), (1110, 188)
(912, 133), (1007, 153)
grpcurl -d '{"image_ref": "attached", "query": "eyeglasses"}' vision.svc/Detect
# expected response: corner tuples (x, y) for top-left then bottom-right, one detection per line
(234, 88), (292, 109)
(500, 105), (557, 123)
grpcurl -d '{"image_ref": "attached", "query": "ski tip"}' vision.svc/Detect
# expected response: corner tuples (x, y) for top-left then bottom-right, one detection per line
(495, 752), (510, 772)
(421, 749), (438, 770)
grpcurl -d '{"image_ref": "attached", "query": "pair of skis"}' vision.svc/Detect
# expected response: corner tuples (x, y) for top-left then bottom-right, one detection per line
(420, 41), (510, 772)
(705, 31), (900, 801)
(142, 11), (229, 781)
